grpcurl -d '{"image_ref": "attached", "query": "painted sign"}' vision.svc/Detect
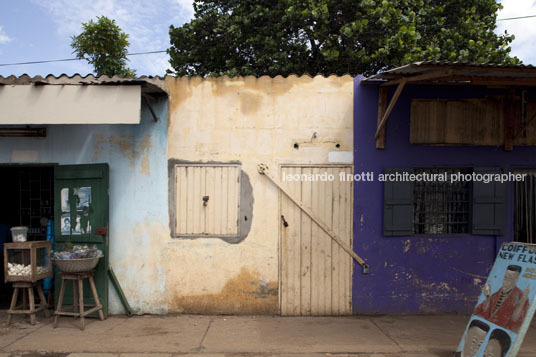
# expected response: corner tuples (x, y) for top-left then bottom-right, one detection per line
(456, 242), (536, 356)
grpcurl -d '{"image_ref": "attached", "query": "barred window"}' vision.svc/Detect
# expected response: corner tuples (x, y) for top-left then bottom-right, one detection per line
(413, 168), (471, 234)
(384, 167), (506, 237)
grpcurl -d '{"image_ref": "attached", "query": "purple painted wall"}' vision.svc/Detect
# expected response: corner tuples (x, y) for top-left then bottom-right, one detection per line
(353, 76), (536, 314)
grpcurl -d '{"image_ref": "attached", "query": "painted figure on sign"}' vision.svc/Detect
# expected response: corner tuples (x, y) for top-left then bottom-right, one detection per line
(460, 319), (490, 356)
(475, 265), (530, 333)
(483, 329), (511, 357)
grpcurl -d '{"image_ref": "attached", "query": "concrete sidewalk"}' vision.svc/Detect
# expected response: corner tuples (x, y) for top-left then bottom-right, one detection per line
(1, 312), (536, 357)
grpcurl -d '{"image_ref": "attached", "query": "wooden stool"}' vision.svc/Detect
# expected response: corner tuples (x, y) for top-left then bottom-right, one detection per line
(54, 271), (104, 330)
(8, 281), (49, 325)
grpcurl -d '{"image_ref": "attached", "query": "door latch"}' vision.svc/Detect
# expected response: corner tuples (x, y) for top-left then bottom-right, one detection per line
(362, 264), (370, 275)
(202, 196), (209, 206)
(281, 215), (289, 227)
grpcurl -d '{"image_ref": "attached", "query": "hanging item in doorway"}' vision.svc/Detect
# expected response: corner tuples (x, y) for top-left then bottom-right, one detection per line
(456, 242), (536, 357)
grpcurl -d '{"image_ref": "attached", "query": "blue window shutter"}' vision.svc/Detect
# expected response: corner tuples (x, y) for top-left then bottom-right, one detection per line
(384, 168), (414, 236)
(472, 167), (507, 236)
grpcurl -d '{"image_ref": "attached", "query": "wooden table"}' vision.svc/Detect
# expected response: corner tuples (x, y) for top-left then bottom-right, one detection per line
(54, 270), (104, 330)
(7, 281), (49, 325)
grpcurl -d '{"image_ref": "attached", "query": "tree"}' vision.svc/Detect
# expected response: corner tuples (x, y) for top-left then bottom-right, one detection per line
(168, 0), (520, 77)
(71, 16), (136, 77)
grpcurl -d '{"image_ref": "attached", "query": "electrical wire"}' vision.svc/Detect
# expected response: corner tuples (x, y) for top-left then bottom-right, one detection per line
(0, 58), (78, 67)
(0, 50), (167, 67)
(497, 14), (536, 21)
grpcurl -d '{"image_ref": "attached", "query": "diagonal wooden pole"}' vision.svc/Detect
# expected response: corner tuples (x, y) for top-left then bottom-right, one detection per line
(258, 164), (369, 274)
(108, 266), (133, 316)
(375, 77), (407, 140)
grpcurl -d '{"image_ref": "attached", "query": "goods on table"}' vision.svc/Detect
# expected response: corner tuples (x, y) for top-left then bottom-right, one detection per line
(52, 245), (104, 273)
(53, 245), (103, 260)
(7, 263), (49, 276)
(4, 241), (53, 283)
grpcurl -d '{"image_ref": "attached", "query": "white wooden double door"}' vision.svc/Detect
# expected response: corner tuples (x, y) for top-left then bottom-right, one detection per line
(280, 165), (353, 316)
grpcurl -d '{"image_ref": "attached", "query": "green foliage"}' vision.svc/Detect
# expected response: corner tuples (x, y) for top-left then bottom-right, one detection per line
(71, 16), (136, 77)
(168, 0), (520, 77)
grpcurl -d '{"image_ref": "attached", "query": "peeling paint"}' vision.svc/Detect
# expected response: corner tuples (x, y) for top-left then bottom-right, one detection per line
(403, 239), (411, 253)
(418, 246), (428, 254)
(112, 219), (170, 314)
(449, 267), (488, 279)
(92, 134), (105, 162)
(140, 134), (152, 175)
(239, 92), (262, 115)
(106, 134), (152, 174)
(164, 76), (197, 118)
(169, 267), (278, 315)
(109, 135), (140, 167)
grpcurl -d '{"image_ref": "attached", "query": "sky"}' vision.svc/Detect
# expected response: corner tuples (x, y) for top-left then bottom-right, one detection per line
(0, 0), (535, 77)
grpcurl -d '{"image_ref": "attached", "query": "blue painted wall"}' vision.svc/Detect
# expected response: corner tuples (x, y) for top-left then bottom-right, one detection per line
(0, 97), (169, 314)
(353, 77), (536, 314)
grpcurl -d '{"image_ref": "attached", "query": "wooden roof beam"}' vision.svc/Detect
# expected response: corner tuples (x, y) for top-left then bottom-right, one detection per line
(381, 70), (453, 86)
(376, 86), (388, 149)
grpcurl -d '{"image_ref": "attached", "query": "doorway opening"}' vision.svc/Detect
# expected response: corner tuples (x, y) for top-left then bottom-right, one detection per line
(0, 165), (54, 308)
(514, 169), (536, 244)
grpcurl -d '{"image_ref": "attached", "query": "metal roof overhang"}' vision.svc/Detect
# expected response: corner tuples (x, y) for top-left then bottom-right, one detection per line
(362, 62), (536, 149)
(0, 74), (166, 125)
(363, 61), (536, 87)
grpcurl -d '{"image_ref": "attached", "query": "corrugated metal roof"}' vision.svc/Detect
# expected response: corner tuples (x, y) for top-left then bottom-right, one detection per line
(0, 73), (166, 95)
(364, 61), (536, 85)
(393, 60), (536, 71)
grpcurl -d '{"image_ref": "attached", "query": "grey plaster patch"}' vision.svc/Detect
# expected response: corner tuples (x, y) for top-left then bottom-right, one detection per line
(235, 170), (253, 243)
(168, 159), (253, 244)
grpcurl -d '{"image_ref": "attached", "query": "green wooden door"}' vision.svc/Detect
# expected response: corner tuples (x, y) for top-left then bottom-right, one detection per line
(54, 164), (109, 317)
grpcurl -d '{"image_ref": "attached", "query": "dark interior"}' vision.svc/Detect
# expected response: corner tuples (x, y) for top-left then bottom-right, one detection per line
(515, 171), (536, 244)
(0, 166), (54, 308)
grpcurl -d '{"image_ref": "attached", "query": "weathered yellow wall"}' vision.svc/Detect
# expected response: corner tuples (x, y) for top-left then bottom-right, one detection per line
(164, 75), (353, 314)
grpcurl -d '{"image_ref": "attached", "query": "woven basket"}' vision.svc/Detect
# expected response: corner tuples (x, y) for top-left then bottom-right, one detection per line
(53, 257), (101, 273)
